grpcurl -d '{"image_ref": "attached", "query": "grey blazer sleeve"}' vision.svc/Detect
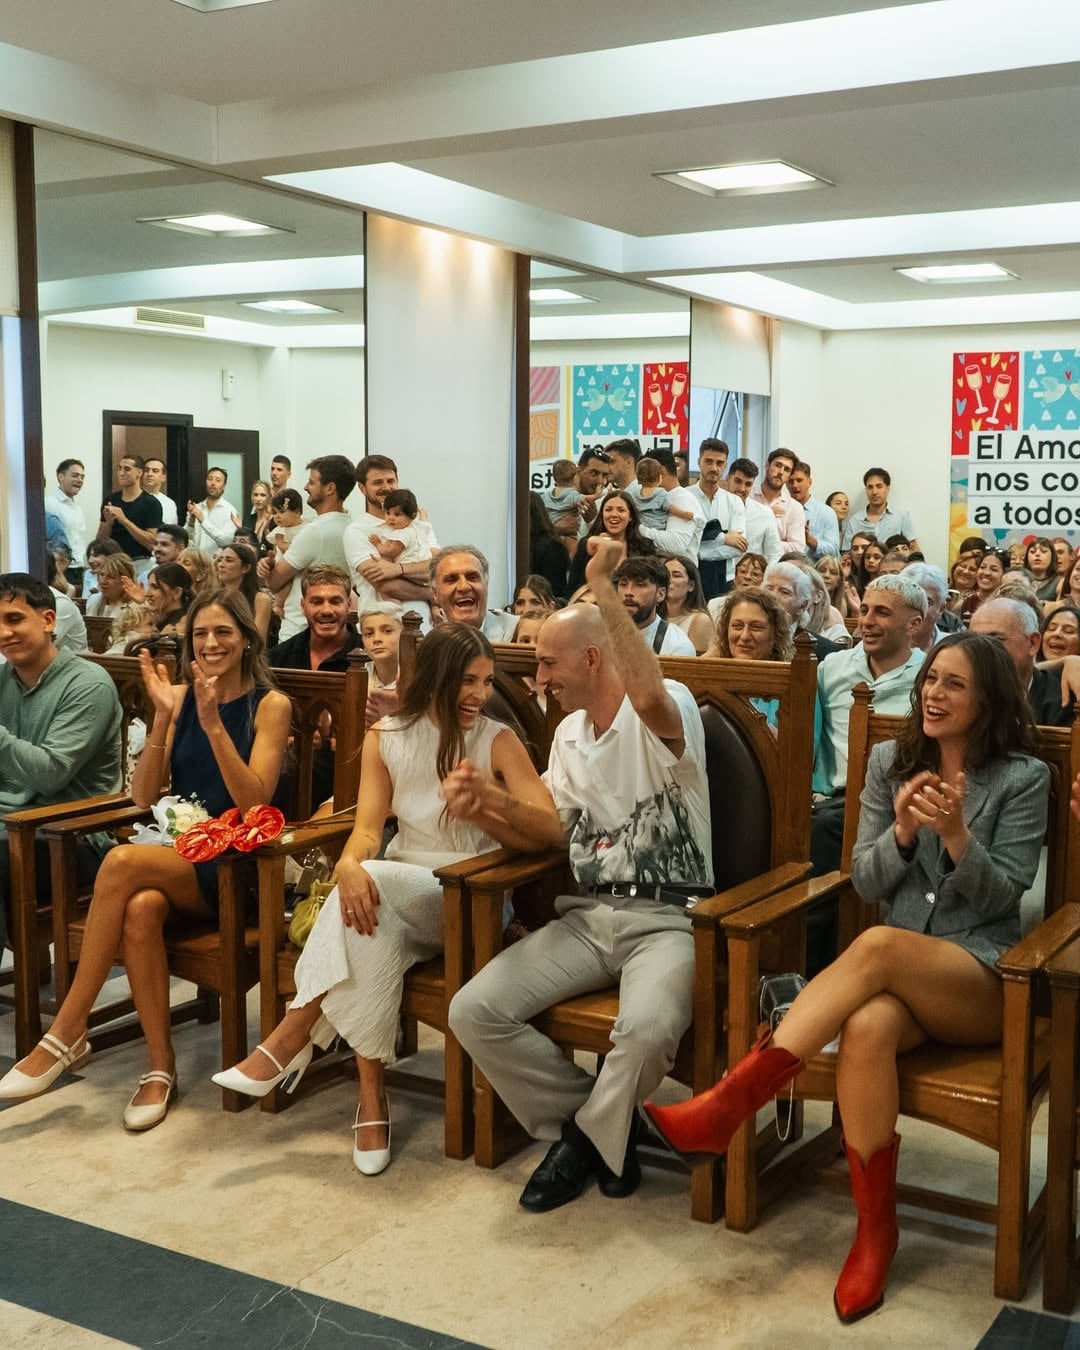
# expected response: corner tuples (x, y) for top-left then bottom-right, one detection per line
(850, 742), (911, 904)
(947, 756), (1049, 924)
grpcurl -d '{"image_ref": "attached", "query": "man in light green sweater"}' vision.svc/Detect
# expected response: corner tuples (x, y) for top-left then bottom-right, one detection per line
(0, 574), (122, 950)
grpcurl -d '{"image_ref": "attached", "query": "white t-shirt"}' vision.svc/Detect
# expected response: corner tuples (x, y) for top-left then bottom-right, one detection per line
(369, 522), (429, 565)
(280, 510), (351, 640)
(639, 614), (697, 656)
(640, 484), (704, 561)
(149, 492), (178, 527)
(543, 679), (713, 890)
(345, 511), (439, 628)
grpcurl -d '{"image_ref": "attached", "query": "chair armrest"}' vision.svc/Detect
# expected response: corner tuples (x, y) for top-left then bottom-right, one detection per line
(721, 870), (850, 936)
(1045, 928), (1080, 989)
(41, 804), (151, 839)
(998, 902), (1080, 978)
(253, 813), (356, 859)
(459, 849), (571, 892)
(4, 793), (133, 830)
(433, 849), (519, 885)
(691, 861), (813, 928)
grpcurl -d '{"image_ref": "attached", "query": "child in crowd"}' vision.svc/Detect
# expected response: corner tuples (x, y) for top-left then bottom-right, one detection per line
(627, 457), (695, 531)
(368, 489), (433, 566)
(511, 610), (547, 646)
(538, 460), (590, 536)
(270, 489), (305, 558)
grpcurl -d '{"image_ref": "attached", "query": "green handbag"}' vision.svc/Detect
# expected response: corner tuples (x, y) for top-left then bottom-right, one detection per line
(287, 878), (337, 949)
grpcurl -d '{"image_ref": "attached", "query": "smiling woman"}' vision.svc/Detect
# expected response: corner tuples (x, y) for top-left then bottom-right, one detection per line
(0, 589), (292, 1132)
(212, 623), (562, 1175)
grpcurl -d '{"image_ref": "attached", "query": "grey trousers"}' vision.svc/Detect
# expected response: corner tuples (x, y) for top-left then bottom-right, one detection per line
(448, 896), (695, 1175)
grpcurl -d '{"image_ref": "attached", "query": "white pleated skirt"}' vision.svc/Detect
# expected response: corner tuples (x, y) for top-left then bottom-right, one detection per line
(292, 860), (444, 1064)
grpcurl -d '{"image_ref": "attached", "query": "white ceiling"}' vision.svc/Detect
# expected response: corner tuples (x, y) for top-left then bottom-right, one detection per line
(5, 1), (1080, 330)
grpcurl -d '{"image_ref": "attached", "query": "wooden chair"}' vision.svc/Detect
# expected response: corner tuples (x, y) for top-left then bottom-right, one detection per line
(38, 658), (367, 1111)
(1041, 925), (1080, 1311)
(3, 653), (174, 1057)
(84, 615), (113, 654)
(452, 640), (820, 1221)
(719, 685), (1080, 1300)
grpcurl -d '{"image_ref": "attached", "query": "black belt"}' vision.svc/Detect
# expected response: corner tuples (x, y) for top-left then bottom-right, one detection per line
(587, 881), (714, 908)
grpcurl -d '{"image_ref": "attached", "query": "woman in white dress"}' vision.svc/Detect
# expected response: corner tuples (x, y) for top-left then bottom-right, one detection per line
(214, 623), (562, 1174)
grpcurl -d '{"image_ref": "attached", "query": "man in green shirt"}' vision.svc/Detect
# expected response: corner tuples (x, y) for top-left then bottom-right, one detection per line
(0, 574), (122, 949)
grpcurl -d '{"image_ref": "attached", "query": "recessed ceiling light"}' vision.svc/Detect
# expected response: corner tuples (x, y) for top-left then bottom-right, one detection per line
(139, 213), (292, 237)
(170, 0), (279, 12)
(529, 288), (592, 303)
(895, 263), (1018, 284)
(655, 160), (831, 198)
(241, 299), (342, 315)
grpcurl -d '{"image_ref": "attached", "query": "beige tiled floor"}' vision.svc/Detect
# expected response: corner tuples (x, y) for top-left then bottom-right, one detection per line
(0, 980), (1063, 1348)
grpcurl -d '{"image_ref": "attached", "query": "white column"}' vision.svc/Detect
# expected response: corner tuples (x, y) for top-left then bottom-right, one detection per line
(365, 214), (515, 608)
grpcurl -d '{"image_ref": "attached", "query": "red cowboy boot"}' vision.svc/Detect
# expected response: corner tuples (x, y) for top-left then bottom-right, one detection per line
(833, 1133), (901, 1324)
(642, 1029), (802, 1160)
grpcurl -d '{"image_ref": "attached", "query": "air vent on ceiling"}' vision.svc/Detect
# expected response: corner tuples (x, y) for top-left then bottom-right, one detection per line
(135, 307), (206, 331)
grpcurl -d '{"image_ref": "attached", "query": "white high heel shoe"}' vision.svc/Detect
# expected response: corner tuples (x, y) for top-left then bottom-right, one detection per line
(122, 1070), (178, 1132)
(211, 1041), (314, 1099)
(0, 1032), (91, 1102)
(352, 1097), (392, 1176)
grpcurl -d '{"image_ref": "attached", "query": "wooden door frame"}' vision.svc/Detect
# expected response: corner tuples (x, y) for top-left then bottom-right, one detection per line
(101, 409), (194, 500)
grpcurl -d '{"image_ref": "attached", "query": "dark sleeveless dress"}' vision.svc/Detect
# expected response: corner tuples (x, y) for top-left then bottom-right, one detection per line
(170, 685), (287, 909)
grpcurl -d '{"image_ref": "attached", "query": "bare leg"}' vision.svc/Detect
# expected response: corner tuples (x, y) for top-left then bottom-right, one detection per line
(835, 994), (925, 1160)
(355, 1054), (388, 1150)
(226, 998), (324, 1082)
(772, 927), (1005, 1066)
(19, 845), (211, 1084)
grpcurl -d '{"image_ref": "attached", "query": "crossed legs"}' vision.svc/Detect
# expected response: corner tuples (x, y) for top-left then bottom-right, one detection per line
(17, 844), (213, 1106)
(772, 925), (1004, 1159)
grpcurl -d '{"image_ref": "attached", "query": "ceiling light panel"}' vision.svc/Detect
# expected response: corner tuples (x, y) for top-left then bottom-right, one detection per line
(895, 263), (1018, 284)
(529, 288), (592, 303)
(170, 0), (279, 12)
(241, 299), (342, 315)
(656, 160), (830, 198)
(140, 213), (292, 237)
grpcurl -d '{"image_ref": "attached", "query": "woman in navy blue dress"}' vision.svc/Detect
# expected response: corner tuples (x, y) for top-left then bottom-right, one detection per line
(0, 590), (292, 1130)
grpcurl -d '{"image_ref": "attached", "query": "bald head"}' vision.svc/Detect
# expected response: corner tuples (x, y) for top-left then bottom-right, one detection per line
(534, 604), (618, 715)
(540, 603), (609, 651)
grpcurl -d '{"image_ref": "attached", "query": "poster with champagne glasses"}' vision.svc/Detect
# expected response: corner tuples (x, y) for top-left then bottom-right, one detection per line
(527, 358), (690, 491)
(950, 348), (1080, 561)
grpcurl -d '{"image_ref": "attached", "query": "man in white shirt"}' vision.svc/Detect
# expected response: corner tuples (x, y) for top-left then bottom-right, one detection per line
(637, 449), (704, 562)
(260, 455), (355, 640)
(186, 467), (241, 553)
(45, 459), (89, 586)
(688, 438), (747, 599)
(606, 439), (640, 491)
(142, 457), (178, 527)
(752, 448), (806, 553)
(726, 459), (783, 565)
(788, 460), (839, 561)
(344, 454), (439, 618)
(613, 556), (696, 656)
(450, 537), (713, 1211)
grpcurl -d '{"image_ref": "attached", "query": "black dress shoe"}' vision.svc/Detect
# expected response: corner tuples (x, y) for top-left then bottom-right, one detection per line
(598, 1113), (643, 1198)
(519, 1121), (599, 1213)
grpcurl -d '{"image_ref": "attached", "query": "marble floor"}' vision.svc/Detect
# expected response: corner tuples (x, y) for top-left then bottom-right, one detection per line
(1, 977), (1078, 1349)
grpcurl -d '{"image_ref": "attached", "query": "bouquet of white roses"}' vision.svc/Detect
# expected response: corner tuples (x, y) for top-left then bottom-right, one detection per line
(129, 795), (210, 848)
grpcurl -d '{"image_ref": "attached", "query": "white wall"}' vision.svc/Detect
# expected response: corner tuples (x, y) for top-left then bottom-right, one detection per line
(530, 337), (688, 368)
(40, 323), (367, 533)
(366, 214), (515, 605)
(770, 319), (1080, 568)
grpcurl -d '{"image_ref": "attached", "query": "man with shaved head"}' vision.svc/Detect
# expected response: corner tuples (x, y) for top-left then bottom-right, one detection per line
(450, 538), (713, 1214)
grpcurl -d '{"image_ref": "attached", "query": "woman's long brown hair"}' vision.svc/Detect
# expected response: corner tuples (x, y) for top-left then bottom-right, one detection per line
(394, 623), (495, 781)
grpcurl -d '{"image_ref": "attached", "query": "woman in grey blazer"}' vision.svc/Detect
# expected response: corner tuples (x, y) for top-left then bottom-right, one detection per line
(645, 632), (1049, 1324)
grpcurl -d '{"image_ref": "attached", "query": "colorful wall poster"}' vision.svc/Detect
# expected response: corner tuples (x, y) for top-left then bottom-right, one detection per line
(949, 347), (1080, 561)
